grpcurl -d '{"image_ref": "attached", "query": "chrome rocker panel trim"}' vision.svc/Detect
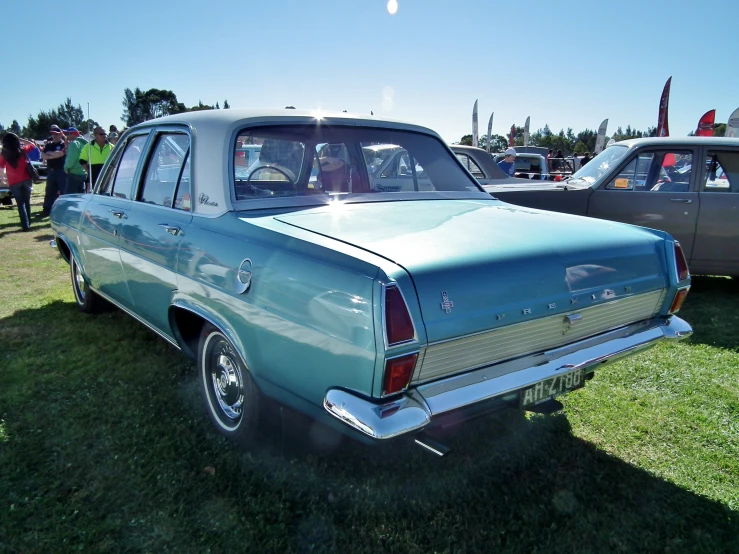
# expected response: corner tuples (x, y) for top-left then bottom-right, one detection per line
(324, 316), (692, 440)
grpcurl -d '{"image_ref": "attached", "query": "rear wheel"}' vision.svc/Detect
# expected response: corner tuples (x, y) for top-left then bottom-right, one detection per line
(198, 323), (260, 445)
(71, 257), (102, 313)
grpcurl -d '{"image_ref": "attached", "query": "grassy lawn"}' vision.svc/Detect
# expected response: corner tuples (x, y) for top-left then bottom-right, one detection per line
(0, 186), (737, 553)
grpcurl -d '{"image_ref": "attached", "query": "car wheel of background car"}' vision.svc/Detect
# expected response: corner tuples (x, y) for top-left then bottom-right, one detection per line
(71, 257), (102, 313)
(198, 323), (260, 445)
(1, 196), (12, 206)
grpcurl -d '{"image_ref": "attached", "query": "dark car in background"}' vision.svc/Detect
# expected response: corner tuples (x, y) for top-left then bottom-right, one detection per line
(487, 137), (739, 277)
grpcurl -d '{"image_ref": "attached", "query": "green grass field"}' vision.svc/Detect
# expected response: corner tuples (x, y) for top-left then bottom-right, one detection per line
(0, 187), (737, 553)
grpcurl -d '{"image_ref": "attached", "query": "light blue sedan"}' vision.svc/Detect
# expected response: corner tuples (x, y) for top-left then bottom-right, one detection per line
(50, 110), (692, 453)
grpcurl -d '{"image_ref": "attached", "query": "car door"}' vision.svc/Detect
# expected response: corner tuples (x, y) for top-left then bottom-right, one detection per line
(587, 147), (699, 259)
(78, 132), (150, 307)
(119, 130), (193, 336)
(691, 147), (739, 275)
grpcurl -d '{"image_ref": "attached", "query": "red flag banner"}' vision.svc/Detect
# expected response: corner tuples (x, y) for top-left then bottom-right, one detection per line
(509, 125), (515, 147)
(657, 77), (672, 137)
(696, 109), (716, 137)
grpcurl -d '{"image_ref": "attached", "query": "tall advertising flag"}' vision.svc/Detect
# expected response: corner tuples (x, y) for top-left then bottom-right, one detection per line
(472, 99), (479, 147)
(696, 110), (716, 137)
(486, 112), (494, 153)
(726, 107), (739, 137)
(509, 125), (515, 147)
(524, 116), (530, 147)
(656, 77), (672, 137)
(594, 118), (609, 154)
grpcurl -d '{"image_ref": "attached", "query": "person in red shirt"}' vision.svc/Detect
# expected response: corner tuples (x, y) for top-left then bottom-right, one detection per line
(0, 132), (36, 231)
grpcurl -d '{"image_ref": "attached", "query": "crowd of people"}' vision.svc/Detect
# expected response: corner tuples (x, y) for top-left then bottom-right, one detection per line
(0, 124), (120, 231)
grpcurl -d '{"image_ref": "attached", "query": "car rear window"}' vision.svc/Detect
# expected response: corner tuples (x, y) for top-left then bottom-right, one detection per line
(233, 125), (482, 200)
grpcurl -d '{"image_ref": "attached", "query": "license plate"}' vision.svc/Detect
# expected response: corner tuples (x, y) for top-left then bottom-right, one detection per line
(520, 368), (584, 408)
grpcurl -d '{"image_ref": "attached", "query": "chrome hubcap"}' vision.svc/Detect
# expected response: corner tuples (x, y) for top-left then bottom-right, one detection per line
(74, 262), (86, 301)
(210, 351), (244, 421)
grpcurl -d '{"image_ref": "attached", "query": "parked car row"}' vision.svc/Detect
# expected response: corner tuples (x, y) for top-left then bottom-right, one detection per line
(50, 110), (694, 453)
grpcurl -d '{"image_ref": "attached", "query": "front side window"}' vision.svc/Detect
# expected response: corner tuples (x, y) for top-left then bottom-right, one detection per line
(111, 135), (149, 200)
(703, 151), (739, 192)
(604, 151), (692, 192)
(232, 126), (481, 200)
(139, 133), (190, 207)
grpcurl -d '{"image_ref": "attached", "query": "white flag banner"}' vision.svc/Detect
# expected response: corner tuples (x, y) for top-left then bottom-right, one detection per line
(472, 99), (479, 147)
(606, 138), (616, 148)
(523, 116), (530, 147)
(594, 118), (609, 154)
(726, 107), (739, 137)
(487, 112), (494, 153)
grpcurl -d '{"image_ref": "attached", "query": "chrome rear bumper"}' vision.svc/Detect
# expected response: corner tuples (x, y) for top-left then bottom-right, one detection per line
(324, 316), (692, 440)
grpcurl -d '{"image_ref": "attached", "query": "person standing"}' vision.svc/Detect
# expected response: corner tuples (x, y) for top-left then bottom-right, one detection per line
(41, 125), (67, 216)
(497, 147), (517, 177)
(0, 133), (37, 231)
(580, 152), (591, 167)
(79, 127), (113, 190)
(63, 127), (88, 194)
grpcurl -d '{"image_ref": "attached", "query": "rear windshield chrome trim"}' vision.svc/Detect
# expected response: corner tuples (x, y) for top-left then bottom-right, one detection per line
(231, 191), (492, 212)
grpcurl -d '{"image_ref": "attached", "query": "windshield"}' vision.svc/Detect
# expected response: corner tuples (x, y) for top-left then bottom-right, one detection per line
(569, 145), (629, 185)
(233, 125), (482, 200)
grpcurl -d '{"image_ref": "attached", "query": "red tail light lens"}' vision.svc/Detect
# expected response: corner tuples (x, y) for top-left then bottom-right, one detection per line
(669, 288), (689, 314)
(674, 243), (689, 281)
(385, 286), (414, 345)
(382, 353), (418, 396)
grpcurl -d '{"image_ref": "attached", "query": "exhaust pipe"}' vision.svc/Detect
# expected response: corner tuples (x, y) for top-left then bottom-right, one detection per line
(414, 433), (451, 457)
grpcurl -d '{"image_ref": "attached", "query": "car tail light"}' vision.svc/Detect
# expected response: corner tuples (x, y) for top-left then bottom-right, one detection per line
(382, 353), (418, 396)
(385, 285), (414, 345)
(669, 288), (689, 314)
(674, 243), (690, 281)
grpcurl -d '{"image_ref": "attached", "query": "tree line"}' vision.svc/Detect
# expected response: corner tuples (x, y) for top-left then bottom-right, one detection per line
(460, 122), (726, 155)
(0, 89), (230, 140)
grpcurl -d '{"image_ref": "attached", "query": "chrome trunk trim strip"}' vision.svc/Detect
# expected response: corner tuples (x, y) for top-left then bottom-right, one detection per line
(415, 290), (665, 383)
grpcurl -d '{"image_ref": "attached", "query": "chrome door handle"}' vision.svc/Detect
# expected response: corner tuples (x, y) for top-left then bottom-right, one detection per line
(159, 224), (182, 236)
(670, 199), (692, 204)
(109, 209), (127, 218)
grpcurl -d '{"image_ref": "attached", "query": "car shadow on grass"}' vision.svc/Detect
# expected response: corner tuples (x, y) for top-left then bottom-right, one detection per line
(679, 275), (739, 351)
(1, 301), (737, 553)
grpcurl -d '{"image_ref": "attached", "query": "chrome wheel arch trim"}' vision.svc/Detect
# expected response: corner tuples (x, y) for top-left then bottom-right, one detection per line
(167, 300), (249, 368)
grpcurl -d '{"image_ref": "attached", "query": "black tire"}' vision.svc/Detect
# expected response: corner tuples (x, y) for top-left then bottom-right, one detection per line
(1, 196), (12, 206)
(198, 323), (260, 445)
(71, 256), (102, 313)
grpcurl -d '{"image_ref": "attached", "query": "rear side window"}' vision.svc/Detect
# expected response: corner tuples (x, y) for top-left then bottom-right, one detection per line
(139, 133), (190, 208)
(456, 153), (484, 178)
(703, 151), (739, 192)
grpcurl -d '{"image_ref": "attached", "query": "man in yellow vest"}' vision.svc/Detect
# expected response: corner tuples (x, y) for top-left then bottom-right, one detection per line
(79, 127), (114, 191)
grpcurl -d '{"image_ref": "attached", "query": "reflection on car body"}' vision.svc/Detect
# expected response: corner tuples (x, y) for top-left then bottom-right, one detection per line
(50, 110), (692, 452)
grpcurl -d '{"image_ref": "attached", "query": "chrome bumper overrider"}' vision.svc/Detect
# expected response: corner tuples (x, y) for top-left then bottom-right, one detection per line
(324, 316), (692, 440)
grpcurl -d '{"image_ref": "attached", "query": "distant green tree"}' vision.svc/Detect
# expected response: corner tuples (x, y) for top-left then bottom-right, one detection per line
(573, 141), (588, 155)
(122, 88), (187, 126)
(22, 98), (90, 139)
(189, 100), (215, 112)
(223, 99), (230, 109)
(216, 102), (220, 109)
(714, 123), (726, 136)
(458, 134), (472, 146)
(9, 120), (22, 136)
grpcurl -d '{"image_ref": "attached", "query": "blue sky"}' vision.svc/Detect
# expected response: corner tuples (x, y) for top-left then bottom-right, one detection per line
(4, 0), (737, 142)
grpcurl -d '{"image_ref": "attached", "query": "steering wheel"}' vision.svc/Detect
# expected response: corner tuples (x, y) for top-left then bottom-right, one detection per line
(245, 165), (296, 188)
